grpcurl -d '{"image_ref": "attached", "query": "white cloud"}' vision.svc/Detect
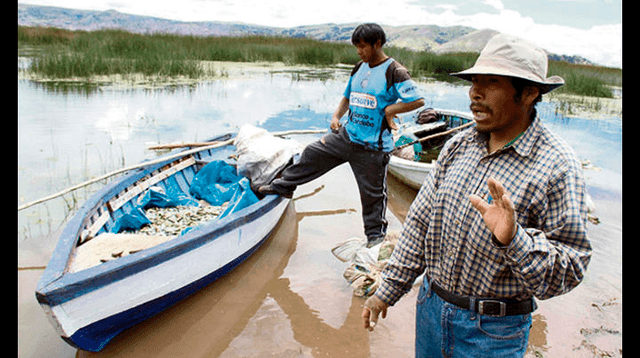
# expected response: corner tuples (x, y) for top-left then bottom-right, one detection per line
(456, 8), (622, 67)
(435, 4), (458, 12)
(384, 3), (621, 67)
(482, 0), (505, 11)
(528, 23), (622, 68)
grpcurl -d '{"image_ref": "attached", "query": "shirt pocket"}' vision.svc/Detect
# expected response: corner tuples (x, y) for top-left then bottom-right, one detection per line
(465, 216), (506, 265)
(511, 181), (547, 229)
(432, 185), (464, 238)
(463, 185), (506, 264)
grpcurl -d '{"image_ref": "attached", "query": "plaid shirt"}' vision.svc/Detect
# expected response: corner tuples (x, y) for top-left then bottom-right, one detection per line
(377, 118), (592, 305)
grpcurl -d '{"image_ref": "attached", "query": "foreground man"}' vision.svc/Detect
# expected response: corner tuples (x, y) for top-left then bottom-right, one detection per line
(259, 23), (424, 247)
(362, 34), (592, 357)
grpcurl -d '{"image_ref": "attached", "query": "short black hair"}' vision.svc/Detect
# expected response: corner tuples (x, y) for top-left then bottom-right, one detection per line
(351, 23), (386, 47)
(510, 77), (543, 120)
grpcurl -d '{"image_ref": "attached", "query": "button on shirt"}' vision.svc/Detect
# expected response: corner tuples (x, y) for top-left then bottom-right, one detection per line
(377, 118), (592, 304)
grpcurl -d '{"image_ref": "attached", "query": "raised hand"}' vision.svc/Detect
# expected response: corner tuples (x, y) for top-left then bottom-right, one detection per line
(469, 177), (517, 246)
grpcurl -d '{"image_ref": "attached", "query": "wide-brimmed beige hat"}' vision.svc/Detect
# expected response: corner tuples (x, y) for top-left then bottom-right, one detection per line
(451, 34), (564, 94)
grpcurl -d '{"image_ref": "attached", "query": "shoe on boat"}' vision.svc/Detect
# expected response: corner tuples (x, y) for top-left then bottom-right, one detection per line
(257, 184), (293, 199)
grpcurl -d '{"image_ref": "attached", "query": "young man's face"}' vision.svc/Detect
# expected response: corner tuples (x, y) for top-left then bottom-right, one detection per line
(354, 40), (379, 64)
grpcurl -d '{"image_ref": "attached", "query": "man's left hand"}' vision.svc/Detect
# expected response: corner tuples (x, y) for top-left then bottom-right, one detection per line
(469, 177), (517, 246)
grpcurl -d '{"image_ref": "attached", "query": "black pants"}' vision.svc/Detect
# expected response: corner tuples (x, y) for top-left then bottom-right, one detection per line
(271, 127), (390, 241)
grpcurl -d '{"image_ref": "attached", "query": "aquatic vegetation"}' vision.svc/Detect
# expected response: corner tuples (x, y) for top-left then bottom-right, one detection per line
(18, 26), (621, 97)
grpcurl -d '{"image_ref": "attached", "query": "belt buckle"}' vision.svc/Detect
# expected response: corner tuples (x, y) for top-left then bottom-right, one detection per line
(478, 300), (507, 317)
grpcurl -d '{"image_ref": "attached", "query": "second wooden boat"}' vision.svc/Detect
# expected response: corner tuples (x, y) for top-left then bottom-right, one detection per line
(389, 109), (475, 190)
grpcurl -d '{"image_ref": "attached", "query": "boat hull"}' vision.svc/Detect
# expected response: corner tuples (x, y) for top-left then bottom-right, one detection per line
(44, 198), (288, 352)
(35, 135), (291, 352)
(389, 109), (474, 190)
(388, 156), (434, 190)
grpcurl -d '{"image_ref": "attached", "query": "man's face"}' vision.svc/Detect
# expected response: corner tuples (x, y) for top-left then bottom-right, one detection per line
(354, 40), (377, 64)
(468, 75), (529, 135)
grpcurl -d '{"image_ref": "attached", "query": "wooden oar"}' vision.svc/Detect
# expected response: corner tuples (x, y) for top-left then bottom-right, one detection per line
(393, 121), (475, 151)
(18, 128), (327, 211)
(148, 142), (223, 150)
(147, 129), (327, 150)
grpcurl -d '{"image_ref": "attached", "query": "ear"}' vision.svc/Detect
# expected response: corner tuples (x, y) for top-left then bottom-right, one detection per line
(521, 85), (540, 106)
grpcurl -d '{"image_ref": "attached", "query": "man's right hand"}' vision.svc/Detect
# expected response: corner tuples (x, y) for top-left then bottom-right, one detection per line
(362, 295), (389, 331)
(331, 96), (349, 132)
(330, 116), (342, 131)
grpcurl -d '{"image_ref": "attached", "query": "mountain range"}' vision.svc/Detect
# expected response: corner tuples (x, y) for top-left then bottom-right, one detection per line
(17, 4), (593, 65)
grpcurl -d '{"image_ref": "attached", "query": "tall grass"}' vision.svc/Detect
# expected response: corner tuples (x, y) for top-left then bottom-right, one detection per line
(548, 61), (621, 98)
(19, 26), (621, 97)
(412, 51), (478, 80)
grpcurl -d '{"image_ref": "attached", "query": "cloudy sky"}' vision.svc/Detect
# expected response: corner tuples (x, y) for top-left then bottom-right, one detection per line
(20, 0), (622, 67)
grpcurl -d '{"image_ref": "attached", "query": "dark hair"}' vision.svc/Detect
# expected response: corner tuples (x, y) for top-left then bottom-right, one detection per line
(351, 23), (386, 47)
(510, 77), (543, 120)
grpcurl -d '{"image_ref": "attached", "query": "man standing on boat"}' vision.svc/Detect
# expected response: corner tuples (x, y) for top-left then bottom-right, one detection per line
(258, 23), (425, 248)
(362, 34), (592, 357)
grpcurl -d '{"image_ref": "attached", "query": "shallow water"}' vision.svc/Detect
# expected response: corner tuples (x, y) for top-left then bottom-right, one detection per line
(18, 62), (622, 357)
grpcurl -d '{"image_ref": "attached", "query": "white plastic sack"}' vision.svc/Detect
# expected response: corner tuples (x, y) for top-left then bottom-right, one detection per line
(234, 125), (304, 190)
(331, 237), (383, 265)
(331, 233), (399, 297)
(395, 145), (415, 160)
(331, 237), (366, 262)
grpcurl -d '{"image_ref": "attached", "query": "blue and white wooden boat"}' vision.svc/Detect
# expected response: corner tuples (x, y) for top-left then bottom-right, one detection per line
(35, 133), (291, 352)
(389, 109), (475, 190)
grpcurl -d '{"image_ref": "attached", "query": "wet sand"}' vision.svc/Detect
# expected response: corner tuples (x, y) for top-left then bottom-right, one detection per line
(18, 153), (621, 357)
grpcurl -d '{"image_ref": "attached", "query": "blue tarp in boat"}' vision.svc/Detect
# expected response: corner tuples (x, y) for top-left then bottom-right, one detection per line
(111, 160), (259, 233)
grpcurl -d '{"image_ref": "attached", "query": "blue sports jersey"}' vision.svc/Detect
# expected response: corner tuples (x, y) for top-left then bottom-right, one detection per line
(343, 58), (423, 152)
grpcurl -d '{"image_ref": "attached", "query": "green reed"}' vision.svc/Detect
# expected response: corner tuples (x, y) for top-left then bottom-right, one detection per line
(19, 26), (621, 97)
(548, 61), (620, 98)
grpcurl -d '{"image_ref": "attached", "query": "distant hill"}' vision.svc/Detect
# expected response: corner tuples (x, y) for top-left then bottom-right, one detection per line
(17, 4), (474, 51)
(18, 4), (593, 65)
(17, 4), (283, 37)
(434, 29), (500, 54)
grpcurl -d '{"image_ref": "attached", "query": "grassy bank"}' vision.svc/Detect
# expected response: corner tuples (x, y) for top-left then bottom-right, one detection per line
(18, 26), (621, 97)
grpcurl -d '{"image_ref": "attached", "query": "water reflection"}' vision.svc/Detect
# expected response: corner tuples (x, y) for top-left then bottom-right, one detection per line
(29, 81), (103, 96)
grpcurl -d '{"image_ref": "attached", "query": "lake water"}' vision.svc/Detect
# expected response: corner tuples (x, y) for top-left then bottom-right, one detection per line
(18, 62), (622, 357)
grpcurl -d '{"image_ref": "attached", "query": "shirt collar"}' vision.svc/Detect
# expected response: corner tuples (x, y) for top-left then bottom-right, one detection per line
(468, 117), (543, 157)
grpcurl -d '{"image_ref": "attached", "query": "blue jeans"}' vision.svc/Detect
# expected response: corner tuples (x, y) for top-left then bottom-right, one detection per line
(415, 278), (531, 358)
